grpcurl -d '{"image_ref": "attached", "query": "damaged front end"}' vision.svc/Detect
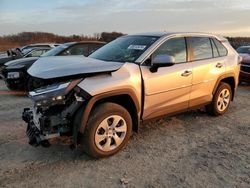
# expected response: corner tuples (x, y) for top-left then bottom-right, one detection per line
(22, 79), (90, 147)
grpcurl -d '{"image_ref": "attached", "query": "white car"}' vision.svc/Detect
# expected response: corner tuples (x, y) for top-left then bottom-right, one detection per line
(20, 43), (60, 54)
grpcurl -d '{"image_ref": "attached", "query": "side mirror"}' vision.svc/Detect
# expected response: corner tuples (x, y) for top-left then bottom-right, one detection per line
(150, 54), (175, 72)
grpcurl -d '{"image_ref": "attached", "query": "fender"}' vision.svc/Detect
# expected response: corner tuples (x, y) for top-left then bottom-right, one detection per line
(79, 88), (141, 134)
(212, 72), (237, 99)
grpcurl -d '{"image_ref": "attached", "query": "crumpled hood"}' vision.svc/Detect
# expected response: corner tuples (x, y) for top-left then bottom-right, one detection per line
(5, 57), (39, 68)
(27, 56), (123, 79)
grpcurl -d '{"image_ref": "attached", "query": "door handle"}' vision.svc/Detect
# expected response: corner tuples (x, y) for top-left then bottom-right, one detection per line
(181, 70), (192, 77)
(216, 63), (223, 68)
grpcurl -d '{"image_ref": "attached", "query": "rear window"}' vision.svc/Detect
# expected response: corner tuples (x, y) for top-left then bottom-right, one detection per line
(189, 37), (213, 61)
(236, 47), (250, 54)
(212, 38), (228, 56)
(88, 44), (105, 56)
(210, 39), (220, 58)
(61, 44), (89, 56)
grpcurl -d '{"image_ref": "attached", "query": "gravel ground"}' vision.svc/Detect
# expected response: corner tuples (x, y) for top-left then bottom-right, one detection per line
(0, 80), (249, 188)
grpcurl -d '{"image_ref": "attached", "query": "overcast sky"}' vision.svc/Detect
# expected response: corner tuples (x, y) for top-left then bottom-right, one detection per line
(0, 0), (249, 36)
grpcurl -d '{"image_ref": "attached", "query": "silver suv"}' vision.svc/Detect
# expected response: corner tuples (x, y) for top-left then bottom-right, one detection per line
(22, 32), (240, 158)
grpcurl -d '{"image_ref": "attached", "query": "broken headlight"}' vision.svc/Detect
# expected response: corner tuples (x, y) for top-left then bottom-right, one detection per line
(29, 79), (81, 107)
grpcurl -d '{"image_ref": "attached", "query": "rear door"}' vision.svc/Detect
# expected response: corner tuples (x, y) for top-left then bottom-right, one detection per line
(141, 37), (193, 120)
(187, 37), (226, 107)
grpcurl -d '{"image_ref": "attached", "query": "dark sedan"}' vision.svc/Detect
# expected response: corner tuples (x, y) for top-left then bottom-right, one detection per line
(237, 46), (250, 83)
(2, 41), (106, 91)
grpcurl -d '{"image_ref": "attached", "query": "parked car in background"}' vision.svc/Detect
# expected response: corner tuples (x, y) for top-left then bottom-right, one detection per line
(0, 47), (53, 69)
(236, 46), (250, 54)
(236, 46), (250, 83)
(22, 32), (240, 158)
(0, 51), (8, 57)
(20, 43), (60, 54)
(23, 47), (52, 58)
(1, 41), (106, 90)
(0, 48), (23, 68)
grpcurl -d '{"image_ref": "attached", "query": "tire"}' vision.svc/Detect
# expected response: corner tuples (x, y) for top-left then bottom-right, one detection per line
(82, 102), (132, 158)
(206, 82), (232, 116)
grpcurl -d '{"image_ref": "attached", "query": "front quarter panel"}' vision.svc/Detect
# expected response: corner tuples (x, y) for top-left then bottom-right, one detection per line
(77, 63), (142, 115)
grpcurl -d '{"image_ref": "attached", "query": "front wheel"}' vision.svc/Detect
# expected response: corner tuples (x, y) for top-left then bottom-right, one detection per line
(206, 82), (232, 116)
(82, 102), (132, 158)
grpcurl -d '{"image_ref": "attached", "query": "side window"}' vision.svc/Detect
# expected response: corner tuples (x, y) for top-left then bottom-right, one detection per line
(153, 37), (187, 63)
(210, 39), (220, 58)
(88, 44), (104, 56)
(189, 37), (213, 61)
(213, 38), (228, 56)
(29, 50), (43, 57)
(62, 44), (89, 56)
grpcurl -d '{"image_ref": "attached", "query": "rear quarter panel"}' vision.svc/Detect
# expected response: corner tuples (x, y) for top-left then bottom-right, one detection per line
(223, 42), (240, 86)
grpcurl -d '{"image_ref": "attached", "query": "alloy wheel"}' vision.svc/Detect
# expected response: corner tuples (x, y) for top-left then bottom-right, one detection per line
(217, 88), (230, 112)
(94, 115), (127, 152)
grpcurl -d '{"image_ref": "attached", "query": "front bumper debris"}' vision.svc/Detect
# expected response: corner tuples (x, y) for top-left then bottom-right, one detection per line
(22, 100), (84, 147)
(22, 108), (52, 147)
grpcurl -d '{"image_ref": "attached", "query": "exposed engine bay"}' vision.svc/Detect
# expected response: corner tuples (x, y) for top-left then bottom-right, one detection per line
(22, 79), (91, 147)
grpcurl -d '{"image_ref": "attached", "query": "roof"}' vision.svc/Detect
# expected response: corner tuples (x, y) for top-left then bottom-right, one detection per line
(28, 43), (59, 46)
(74, 41), (106, 44)
(62, 41), (106, 46)
(131, 31), (227, 41)
(28, 46), (52, 50)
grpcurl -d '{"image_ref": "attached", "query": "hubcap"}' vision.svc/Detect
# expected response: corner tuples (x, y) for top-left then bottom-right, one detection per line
(95, 115), (127, 152)
(217, 88), (230, 112)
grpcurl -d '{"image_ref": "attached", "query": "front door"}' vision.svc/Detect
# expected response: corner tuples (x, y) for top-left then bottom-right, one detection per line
(141, 37), (193, 120)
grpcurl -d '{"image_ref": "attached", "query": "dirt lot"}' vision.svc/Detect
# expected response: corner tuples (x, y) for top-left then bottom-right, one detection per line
(0, 80), (249, 188)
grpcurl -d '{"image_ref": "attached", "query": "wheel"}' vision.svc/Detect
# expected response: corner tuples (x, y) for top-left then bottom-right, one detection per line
(82, 102), (132, 158)
(206, 82), (232, 116)
(27, 77), (44, 91)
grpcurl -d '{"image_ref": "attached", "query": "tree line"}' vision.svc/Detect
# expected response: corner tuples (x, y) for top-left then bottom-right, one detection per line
(0, 31), (124, 51)
(226, 37), (250, 49)
(0, 31), (250, 52)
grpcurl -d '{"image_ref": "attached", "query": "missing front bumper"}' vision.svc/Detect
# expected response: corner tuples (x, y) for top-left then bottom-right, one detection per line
(22, 100), (83, 148)
(22, 108), (54, 147)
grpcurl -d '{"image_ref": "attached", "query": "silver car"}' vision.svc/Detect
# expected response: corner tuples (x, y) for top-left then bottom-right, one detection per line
(22, 32), (240, 158)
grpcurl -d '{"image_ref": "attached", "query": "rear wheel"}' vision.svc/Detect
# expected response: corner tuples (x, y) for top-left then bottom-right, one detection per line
(82, 102), (132, 158)
(206, 82), (232, 116)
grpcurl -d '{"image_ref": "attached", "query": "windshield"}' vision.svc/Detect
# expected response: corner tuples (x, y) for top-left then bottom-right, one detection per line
(41, 43), (72, 57)
(89, 36), (159, 62)
(21, 48), (33, 55)
(237, 47), (250, 54)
